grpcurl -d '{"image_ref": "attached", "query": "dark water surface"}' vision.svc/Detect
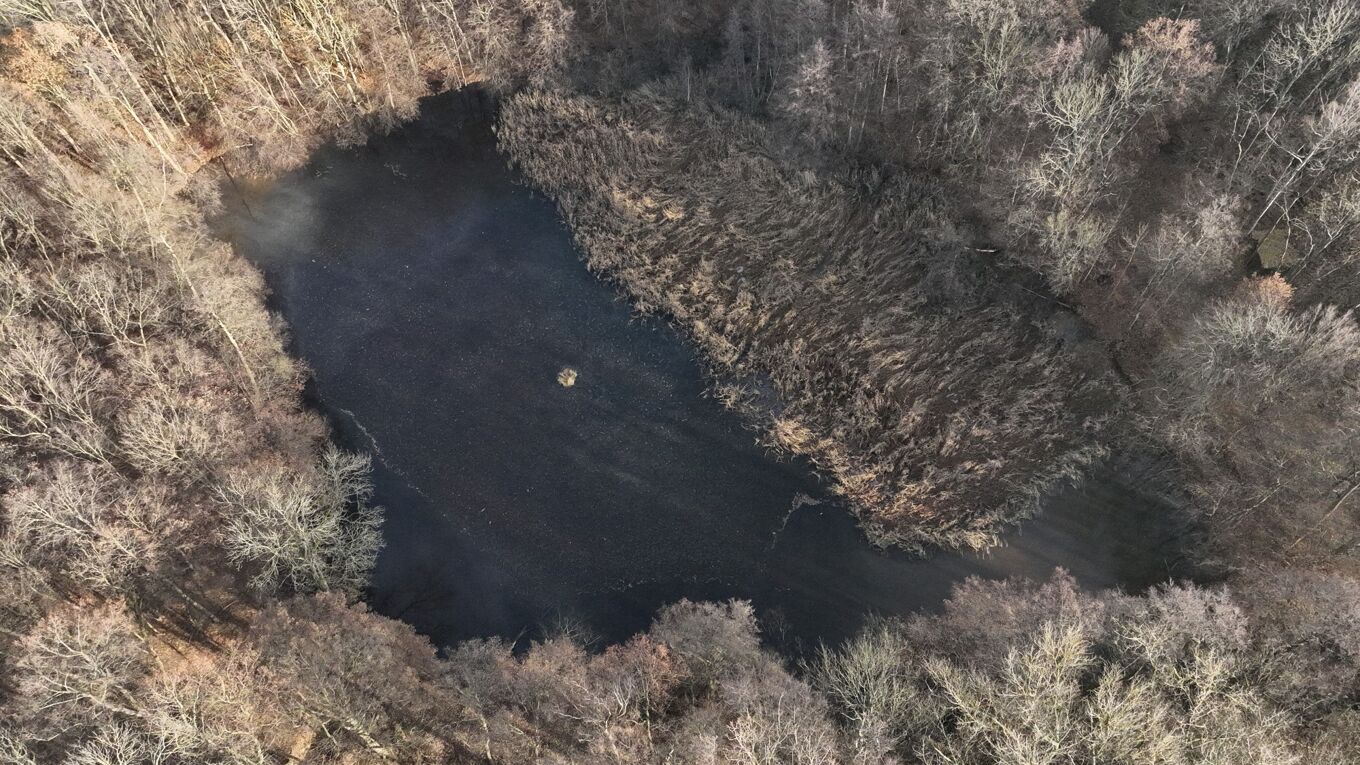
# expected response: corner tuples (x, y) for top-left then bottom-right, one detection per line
(232, 89), (1185, 651)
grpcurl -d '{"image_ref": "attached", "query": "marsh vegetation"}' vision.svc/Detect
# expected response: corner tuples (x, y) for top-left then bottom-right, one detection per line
(231, 89), (1183, 651)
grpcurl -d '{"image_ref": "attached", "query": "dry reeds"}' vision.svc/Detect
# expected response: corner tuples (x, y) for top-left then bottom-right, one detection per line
(500, 87), (1117, 551)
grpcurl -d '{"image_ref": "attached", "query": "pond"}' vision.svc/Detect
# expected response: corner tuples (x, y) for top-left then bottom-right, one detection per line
(230, 88), (1188, 653)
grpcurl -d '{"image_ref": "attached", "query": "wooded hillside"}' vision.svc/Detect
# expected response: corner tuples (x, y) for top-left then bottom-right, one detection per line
(0, 1), (1356, 763)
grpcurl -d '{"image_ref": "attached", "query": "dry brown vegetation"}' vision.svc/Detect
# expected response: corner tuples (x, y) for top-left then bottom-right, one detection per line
(0, 0), (579, 619)
(0, 0), (571, 760)
(6, 571), (1355, 763)
(499, 89), (1115, 551)
(816, 571), (1360, 765)
(0, 0), (1358, 762)
(503, 0), (1360, 573)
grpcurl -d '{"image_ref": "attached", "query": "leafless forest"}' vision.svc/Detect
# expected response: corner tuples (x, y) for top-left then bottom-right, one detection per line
(0, 1), (1357, 763)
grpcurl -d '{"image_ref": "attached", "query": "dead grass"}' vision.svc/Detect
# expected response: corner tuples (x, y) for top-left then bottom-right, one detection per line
(500, 87), (1119, 552)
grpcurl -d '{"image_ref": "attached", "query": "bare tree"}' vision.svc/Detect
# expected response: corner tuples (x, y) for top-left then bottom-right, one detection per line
(774, 39), (838, 150)
(1290, 168), (1360, 306)
(721, 668), (841, 765)
(0, 733), (40, 765)
(1020, 19), (1219, 291)
(245, 593), (449, 762)
(34, 260), (174, 350)
(0, 319), (113, 464)
(62, 724), (172, 765)
(4, 461), (175, 594)
(217, 447), (383, 594)
(649, 600), (763, 690)
(811, 621), (927, 762)
(142, 666), (279, 765)
(464, 0), (575, 91)
(810, 574), (1341, 764)
(1147, 275), (1360, 569)
(12, 603), (148, 733)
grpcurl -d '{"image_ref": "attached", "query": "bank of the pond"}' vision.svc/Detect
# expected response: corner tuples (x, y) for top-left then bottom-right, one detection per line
(230, 88), (1189, 652)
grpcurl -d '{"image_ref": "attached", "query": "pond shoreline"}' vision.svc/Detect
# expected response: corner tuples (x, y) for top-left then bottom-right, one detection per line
(227, 87), (1195, 654)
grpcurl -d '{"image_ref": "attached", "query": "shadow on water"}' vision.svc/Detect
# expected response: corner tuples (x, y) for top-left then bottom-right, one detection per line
(229, 87), (1191, 653)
